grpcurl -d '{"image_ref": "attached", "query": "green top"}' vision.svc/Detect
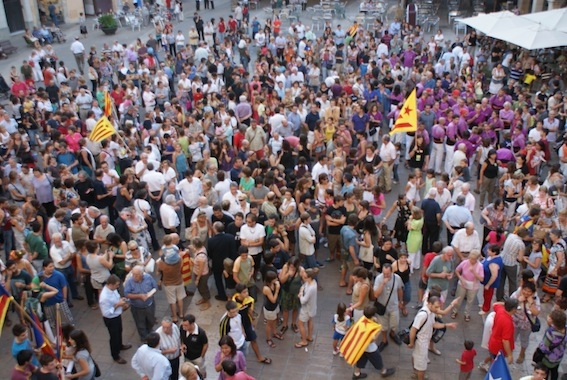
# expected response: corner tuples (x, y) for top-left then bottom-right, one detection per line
(25, 233), (48, 261)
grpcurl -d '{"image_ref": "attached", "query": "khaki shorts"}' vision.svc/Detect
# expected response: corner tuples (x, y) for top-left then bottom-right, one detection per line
(90, 277), (105, 290)
(164, 284), (186, 304)
(376, 309), (399, 331)
(263, 305), (280, 321)
(412, 341), (429, 371)
(327, 234), (342, 255)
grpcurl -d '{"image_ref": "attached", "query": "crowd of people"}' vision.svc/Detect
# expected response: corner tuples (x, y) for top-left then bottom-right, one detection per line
(2, 0), (567, 379)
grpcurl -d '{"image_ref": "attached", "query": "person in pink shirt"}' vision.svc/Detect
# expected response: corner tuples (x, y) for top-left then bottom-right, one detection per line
(221, 359), (256, 380)
(65, 125), (82, 152)
(450, 250), (484, 322)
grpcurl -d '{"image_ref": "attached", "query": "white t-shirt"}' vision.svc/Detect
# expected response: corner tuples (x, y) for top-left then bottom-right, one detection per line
(239, 223), (266, 256)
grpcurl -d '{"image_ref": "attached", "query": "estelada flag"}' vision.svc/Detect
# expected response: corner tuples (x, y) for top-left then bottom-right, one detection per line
(339, 316), (382, 366)
(389, 88), (418, 135)
(0, 283), (12, 339)
(89, 116), (116, 142)
(104, 90), (112, 117)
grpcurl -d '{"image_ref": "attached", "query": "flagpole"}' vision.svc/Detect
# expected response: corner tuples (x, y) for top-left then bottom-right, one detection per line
(107, 92), (131, 153)
(8, 295), (56, 348)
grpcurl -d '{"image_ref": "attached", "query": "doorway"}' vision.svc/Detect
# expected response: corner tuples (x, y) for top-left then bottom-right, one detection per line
(3, 0), (25, 33)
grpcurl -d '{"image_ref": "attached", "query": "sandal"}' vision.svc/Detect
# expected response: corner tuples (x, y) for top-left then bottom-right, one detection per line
(401, 307), (408, 317)
(259, 357), (272, 364)
(294, 342), (308, 348)
(542, 295), (553, 303)
(428, 348), (441, 356)
(292, 324), (299, 333)
(273, 333), (284, 340)
(195, 299), (205, 305)
(267, 339), (276, 348)
(450, 312), (457, 319)
(280, 325), (288, 334)
(464, 316), (471, 322)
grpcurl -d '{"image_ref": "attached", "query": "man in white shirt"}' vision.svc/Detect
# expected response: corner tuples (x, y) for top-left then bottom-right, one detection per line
(135, 153), (160, 179)
(222, 182), (243, 216)
(131, 332), (172, 380)
(142, 162), (166, 227)
(239, 213), (265, 274)
(177, 169), (202, 229)
(160, 194), (181, 234)
(50, 233), (82, 302)
(70, 37), (85, 75)
(379, 135), (397, 193)
(434, 181), (452, 213)
(298, 213), (317, 269)
(190, 197), (213, 224)
(214, 171), (232, 201)
(155, 316), (181, 377)
(450, 222), (481, 295)
(0, 112), (18, 134)
(268, 108), (286, 135)
(311, 155), (330, 184)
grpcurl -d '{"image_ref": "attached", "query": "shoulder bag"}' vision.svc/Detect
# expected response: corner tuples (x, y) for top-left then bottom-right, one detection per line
(374, 275), (395, 316)
(524, 303), (541, 333)
(398, 309), (428, 345)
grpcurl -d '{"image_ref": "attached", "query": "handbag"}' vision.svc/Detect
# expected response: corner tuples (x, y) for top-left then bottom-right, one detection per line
(374, 275), (395, 316)
(91, 354), (101, 377)
(524, 303), (541, 333)
(533, 331), (567, 364)
(398, 309), (428, 345)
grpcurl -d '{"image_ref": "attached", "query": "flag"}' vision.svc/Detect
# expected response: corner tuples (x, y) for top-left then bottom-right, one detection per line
(28, 307), (55, 357)
(88, 116), (116, 142)
(181, 252), (193, 286)
(339, 316), (382, 366)
(0, 283), (11, 338)
(484, 351), (512, 380)
(389, 88), (418, 135)
(104, 90), (112, 117)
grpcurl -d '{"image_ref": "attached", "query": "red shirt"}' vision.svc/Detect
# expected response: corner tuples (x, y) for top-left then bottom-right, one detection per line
(11, 82), (27, 97)
(488, 304), (515, 355)
(228, 19), (237, 32)
(421, 252), (437, 282)
(42, 69), (54, 85)
(233, 130), (245, 151)
(460, 348), (476, 372)
(110, 90), (125, 108)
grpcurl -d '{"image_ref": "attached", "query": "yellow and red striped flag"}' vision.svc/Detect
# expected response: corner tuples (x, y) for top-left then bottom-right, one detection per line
(104, 90), (112, 117)
(339, 316), (382, 366)
(0, 283), (12, 338)
(181, 252), (193, 286)
(89, 116), (116, 142)
(389, 88), (417, 135)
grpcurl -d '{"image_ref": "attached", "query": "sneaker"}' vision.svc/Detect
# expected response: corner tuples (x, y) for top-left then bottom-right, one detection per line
(381, 368), (396, 378)
(324, 242), (328, 248)
(333, 348), (340, 356)
(478, 310), (486, 315)
(410, 373), (429, 379)
(478, 362), (490, 372)
(352, 373), (368, 380)
(325, 257), (334, 262)
(317, 262), (325, 268)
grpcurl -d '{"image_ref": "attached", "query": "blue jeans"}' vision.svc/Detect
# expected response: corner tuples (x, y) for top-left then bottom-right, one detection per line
(356, 348), (384, 371)
(57, 266), (79, 300)
(402, 281), (411, 304)
(303, 254), (317, 269)
(3, 229), (13, 261)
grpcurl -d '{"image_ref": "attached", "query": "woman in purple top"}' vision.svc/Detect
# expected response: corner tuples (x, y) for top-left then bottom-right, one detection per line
(512, 125), (526, 153)
(31, 167), (55, 217)
(498, 102), (514, 129)
(487, 110), (504, 132)
(481, 122), (498, 146)
(389, 85), (403, 106)
(214, 335), (247, 380)
(219, 140), (235, 173)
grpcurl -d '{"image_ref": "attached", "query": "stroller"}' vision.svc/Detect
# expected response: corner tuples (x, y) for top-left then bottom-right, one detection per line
(50, 27), (66, 43)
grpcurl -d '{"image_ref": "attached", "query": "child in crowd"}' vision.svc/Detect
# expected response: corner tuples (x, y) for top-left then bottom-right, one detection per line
(332, 302), (350, 356)
(424, 169), (436, 196)
(456, 340), (476, 380)
(393, 142), (401, 184)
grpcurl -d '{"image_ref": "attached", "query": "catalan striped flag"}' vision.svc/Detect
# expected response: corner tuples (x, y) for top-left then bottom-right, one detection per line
(181, 252), (193, 286)
(0, 283), (12, 339)
(339, 316), (382, 366)
(27, 306), (55, 357)
(104, 90), (112, 117)
(88, 116), (116, 142)
(389, 88), (418, 135)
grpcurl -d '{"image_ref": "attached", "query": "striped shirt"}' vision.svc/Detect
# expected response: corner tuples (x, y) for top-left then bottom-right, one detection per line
(156, 324), (181, 360)
(500, 234), (525, 267)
